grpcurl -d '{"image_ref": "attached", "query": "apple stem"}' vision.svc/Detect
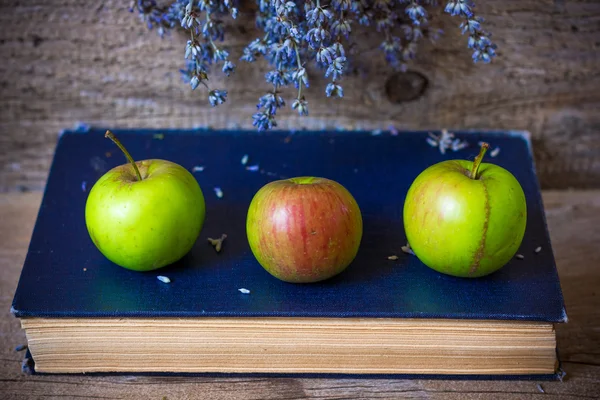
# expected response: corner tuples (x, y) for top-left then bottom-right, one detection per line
(105, 130), (143, 181)
(470, 142), (490, 180)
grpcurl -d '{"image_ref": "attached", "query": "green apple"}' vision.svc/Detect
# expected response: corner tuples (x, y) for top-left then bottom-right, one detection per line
(403, 143), (526, 278)
(247, 177), (363, 283)
(85, 131), (205, 272)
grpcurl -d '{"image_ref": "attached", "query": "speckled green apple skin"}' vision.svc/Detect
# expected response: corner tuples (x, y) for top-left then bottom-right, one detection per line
(247, 177), (363, 283)
(85, 159), (205, 272)
(403, 160), (527, 278)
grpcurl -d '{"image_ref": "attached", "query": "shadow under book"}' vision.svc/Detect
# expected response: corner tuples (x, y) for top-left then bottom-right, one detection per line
(11, 128), (567, 378)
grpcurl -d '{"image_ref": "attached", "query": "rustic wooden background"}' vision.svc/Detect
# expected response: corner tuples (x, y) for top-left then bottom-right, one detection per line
(0, 0), (599, 192)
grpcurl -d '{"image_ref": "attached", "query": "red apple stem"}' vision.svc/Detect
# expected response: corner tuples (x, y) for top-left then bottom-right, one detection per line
(105, 130), (143, 181)
(470, 142), (490, 180)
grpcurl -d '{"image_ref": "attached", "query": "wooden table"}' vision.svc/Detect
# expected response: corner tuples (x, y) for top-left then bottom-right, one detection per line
(1, 190), (598, 399)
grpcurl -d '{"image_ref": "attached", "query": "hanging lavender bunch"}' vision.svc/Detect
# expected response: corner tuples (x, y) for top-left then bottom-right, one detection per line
(132, 0), (497, 130)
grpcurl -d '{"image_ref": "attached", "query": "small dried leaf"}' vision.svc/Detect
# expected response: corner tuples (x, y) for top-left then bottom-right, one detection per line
(208, 234), (228, 253)
(401, 243), (415, 255)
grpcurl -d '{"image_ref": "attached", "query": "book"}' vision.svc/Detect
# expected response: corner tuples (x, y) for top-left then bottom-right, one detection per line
(11, 127), (567, 377)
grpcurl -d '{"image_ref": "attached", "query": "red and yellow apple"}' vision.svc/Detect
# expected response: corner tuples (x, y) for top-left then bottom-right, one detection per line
(246, 177), (363, 283)
(85, 131), (205, 272)
(403, 143), (527, 278)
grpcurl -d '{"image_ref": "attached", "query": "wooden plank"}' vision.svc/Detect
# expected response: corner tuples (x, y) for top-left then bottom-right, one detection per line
(1, 190), (599, 398)
(0, 1), (599, 192)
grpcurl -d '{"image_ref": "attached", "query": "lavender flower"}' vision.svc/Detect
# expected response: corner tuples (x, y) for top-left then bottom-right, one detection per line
(208, 89), (227, 107)
(325, 56), (346, 80)
(292, 97), (309, 116)
(330, 19), (351, 38)
(325, 82), (344, 98)
(445, 0), (473, 17)
(253, 90), (285, 131)
(406, 2), (428, 26)
(189, 75), (201, 90)
(306, 5), (333, 24)
(253, 110), (278, 131)
(292, 67), (309, 88)
(444, 0), (497, 63)
(316, 46), (336, 65)
(185, 39), (202, 59)
(222, 60), (235, 76)
(266, 69), (292, 86)
(241, 38), (269, 62)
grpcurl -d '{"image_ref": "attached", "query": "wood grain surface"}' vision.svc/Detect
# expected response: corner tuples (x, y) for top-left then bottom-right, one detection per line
(1, 190), (599, 399)
(0, 0), (599, 192)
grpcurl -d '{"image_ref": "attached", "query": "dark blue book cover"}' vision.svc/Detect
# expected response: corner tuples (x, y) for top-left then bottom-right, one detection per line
(11, 127), (567, 323)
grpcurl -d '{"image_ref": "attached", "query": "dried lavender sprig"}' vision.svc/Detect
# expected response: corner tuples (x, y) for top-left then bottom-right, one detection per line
(444, 0), (497, 63)
(252, 85), (285, 131)
(291, 44), (309, 116)
(252, 0), (304, 130)
(179, 0), (238, 105)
